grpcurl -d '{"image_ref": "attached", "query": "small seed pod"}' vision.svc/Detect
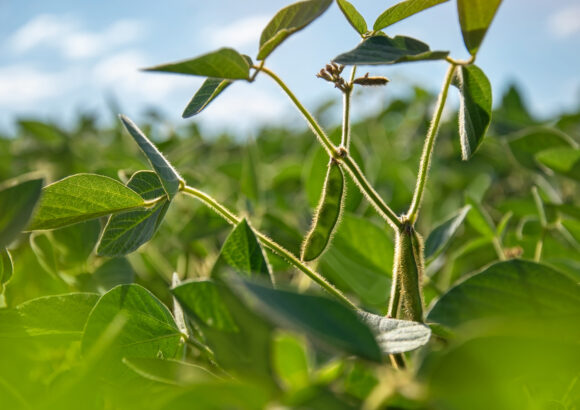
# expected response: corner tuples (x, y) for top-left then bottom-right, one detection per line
(353, 73), (389, 86)
(391, 222), (424, 322)
(301, 159), (345, 261)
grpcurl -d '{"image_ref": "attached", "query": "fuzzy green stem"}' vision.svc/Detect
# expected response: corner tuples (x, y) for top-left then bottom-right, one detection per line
(179, 185), (357, 309)
(259, 66), (337, 157)
(341, 155), (402, 230)
(406, 64), (456, 225)
(261, 65), (401, 231)
(341, 66), (357, 149)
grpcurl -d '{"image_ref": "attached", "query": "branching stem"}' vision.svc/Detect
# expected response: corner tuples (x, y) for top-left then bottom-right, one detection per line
(179, 185), (357, 309)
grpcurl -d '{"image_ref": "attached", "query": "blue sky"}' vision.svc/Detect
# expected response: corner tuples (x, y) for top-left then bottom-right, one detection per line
(1, 0), (580, 136)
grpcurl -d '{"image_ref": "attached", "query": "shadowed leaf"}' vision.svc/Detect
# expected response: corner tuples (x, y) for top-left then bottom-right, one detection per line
(425, 205), (471, 259)
(0, 178), (43, 248)
(183, 78), (232, 118)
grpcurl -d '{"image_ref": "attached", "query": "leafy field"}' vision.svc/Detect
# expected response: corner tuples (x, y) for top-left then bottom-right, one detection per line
(2, 1), (580, 409)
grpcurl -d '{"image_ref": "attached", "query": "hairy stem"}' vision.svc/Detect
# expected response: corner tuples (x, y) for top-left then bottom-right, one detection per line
(180, 185), (357, 309)
(260, 65), (401, 231)
(406, 64), (456, 225)
(341, 66), (357, 149)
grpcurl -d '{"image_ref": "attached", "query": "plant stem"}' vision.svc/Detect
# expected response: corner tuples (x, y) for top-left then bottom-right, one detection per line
(406, 63), (456, 225)
(180, 185), (357, 309)
(532, 186), (547, 262)
(341, 66), (357, 149)
(341, 155), (402, 230)
(259, 66), (337, 158)
(260, 65), (402, 231)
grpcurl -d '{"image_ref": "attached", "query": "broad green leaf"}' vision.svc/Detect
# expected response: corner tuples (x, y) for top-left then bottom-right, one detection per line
(427, 260), (580, 328)
(272, 332), (311, 390)
(82, 284), (182, 360)
(536, 147), (580, 181)
(120, 116), (183, 199)
(230, 279), (382, 362)
(373, 0), (449, 31)
(52, 219), (100, 268)
(213, 219), (272, 283)
(465, 196), (495, 239)
(123, 357), (216, 386)
(80, 258), (135, 293)
(173, 279), (274, 383)
(30, 233), (58, 276)
(0, 178), (43, 248)
(28, 174), (146, 230)
(454, 65), (492, 160)
(183, 78), (232, 118)
(359, 312), (431, 354)
(258, 0), (333, 60)
(172, 280), (238, 331)
(0, 249), (13, 293)
(333, 35), (448, 65)
(97, 171), (169, 256)
(15, 293), (99, 337)
(457, 0), (502, 55)
(507, 127), (576, 170)
(144, 48), (250, 80)
(336, 0), (368, 35)
(425, 205), (471, 260)
(319, 214), (393, 307)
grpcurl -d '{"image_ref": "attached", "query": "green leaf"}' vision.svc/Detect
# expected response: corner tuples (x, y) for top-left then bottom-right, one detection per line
(536, 147), (580, 181)
(28, 174), (146, 230)
(213, 219), (272, 283)
(0, 249), (13, 293)
(272, 332), (311, 390)
(123, 357), (216, 386)
(80, 258), (135, 293)
(144, 48), (250, 80)
(0, 178), (43, 248)
(457, 0), (502, 55)
(30, 233), (58, 276)
(52, 219), (100, 268)
(333, 35), (448, 65)
(424, 205), (471, 260)
(172, 280), (238, 331)
(507, 127), (576, 170)
(230, 279), (382, 362)
(97, 171), (169, 256)
(465, 196), (495, 239)
(319, 214), (393, 307)
(336, 0), (368, 35)
(119, 116), (183, 200)
(373, 0), (449, 31)
(183, 78), (232, 118)
(258, 0), (333, 60)
(454, 65), (492, 160)
(82, 284), (182, 360)
(359, 312), (431, 354)
(427, 260), (580, 328)
(15, 293), (99, 337)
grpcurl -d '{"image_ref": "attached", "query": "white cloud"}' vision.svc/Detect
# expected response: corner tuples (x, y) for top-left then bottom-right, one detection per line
(204, 15), (270, 49)
(0, 65), (78, 106)
(8, 14), (145, 59)
(547, 5), (580, 38)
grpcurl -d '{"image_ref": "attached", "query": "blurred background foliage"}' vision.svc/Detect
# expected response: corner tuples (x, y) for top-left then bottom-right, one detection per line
(1, 82), (579, 409)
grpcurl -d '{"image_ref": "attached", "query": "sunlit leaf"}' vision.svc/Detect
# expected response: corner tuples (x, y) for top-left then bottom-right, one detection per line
(120, 116), (183, 199)
(272, 332), (311, 390)
(427, 260), (580, 327)
(82, 284), (182, 359)
(258, 0), (333, 60)
(536, 147), (580, 181)
(230, 279), (382, 362)
(374, 0), (449, 31)
(0, 249), (13, 293)
(123, 357), (216, 386)
(457, 0), (502, 55)
(333, 35), (448, 65)
(183, 78), (232, 118)
(97, 171), (169, 256)
(28, 174), (146, 230)
(337, 0), (368, 35)
(507, 127), (576, 170)
(144, 48), (250, 80)
(425, 205), (471, 259)
(359, 311), (431, 354)
(454, 65), (492, 160)
(0, 178), (43, 248)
